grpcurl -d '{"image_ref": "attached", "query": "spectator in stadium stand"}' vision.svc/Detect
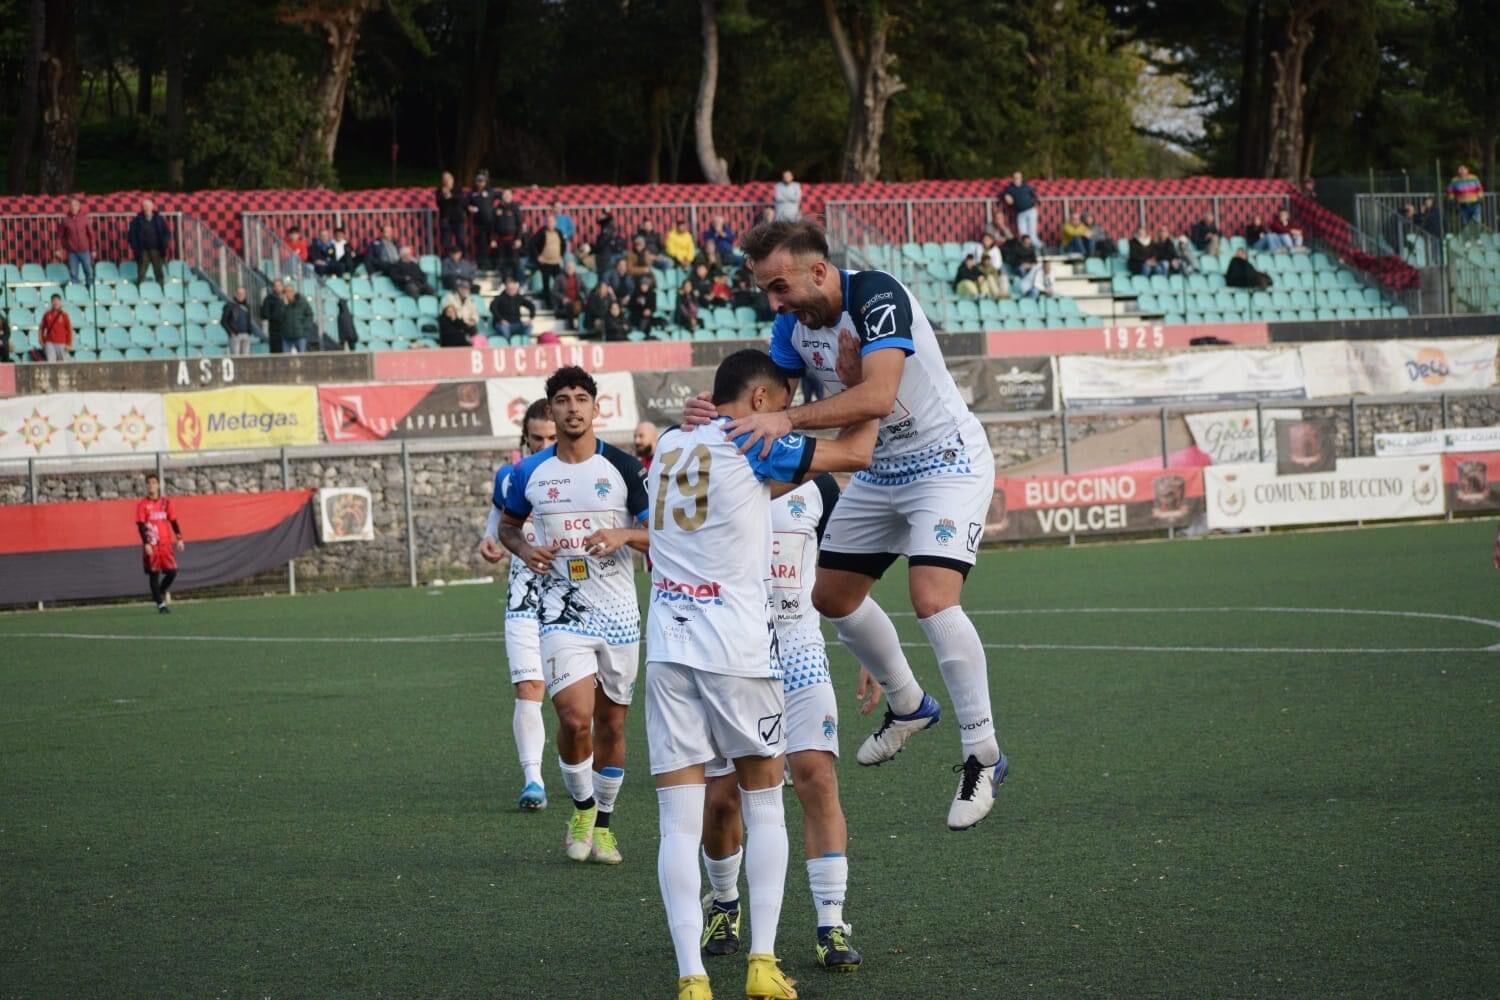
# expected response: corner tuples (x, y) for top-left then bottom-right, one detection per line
(702, 214), (739, 263)
(572, 239), (597, 273)
(438, 302), (473, 347)
(1266, 209), (1304, 253)
(39, 293), (72, 362)
(634, 421), (659, 469)
(635, 219), (665, 256)
(494, 188), (524, 281)
(365, 226), (400, 276)
(490, 277), (535, 339)
(595, 211), (627, 275)
(0, 310), (11, 363)
(280, 282), (314, 354)
(953, 254), (982, 299)
(1060, 213), (1091, 255)
(605, 255), (634, 301)
(551, 260), (585, 329)
(730, 267), (773, 319)
(1001, 170), (1040, 242)
(602, 299), (629, 341)
(442, 279), (481, 330)
(1019, 259), (1056, 299)
(1152, 226), (1187, 273)
(261, 278), (285, 353)
(628, 274), (662, 334)
(221, 287), (255, 356)
(1447, 164), (1485, 234)
(1224, 247), (1272, 290)
(977, 246), (1010, 300)
(127, 197), (170, 286)
(468, 171), (498, 268)
(436, 171), (468, 254)
(1418, 196), (1442, 237)
(1012, 234), (1040, 280)
(285, 226), (310, 265)
(389, 246), (435, 299)
(690, 262), (716, 307)
(1128, 227), (1165, 276)
(309, 228), (337, 276)
(330, 227), (355, 274)
(551, 202), (575, 242)
(528, 214), (567, 299)
(673, 277), (700, 333)
(1386, 203), (1418, 257)
(583, 280), (616, 338)
(1085, 213), (1115, 258)
(58, 197), (94, 288)
(775, 169), (802, 221)
(664, 218), (696, 268)
(1189, 216), (1221, 257)
(1244, 215), (1269, 251)
(626, 234), (656, 280)
(441, 246), (478, 291)
(336, 298), (358, 350)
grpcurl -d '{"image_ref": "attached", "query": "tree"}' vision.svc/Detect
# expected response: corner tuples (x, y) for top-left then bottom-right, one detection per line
(6, 0), (44, 193)
(36, 0), (80, 193)
(281, 0), (380, 183)
(824, 0), (905, 181)
(188, 53), (332, 188)
(694, 0), (730, 184)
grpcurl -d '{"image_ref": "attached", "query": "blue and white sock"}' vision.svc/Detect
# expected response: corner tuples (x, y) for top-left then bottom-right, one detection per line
(593, 765), (623, 827)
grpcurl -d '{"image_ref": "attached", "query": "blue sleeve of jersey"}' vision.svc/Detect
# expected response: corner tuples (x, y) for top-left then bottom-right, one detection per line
(847, 271), (915, 358)
(502, 458), (533, 520)
(600, 443), (650, 523)
(491, 465), (512, 511)
(768, 314), (806, 375)
(737, 431), (817, 484)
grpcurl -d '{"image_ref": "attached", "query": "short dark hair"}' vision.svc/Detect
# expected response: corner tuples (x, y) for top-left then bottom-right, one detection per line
(712, 349), (791, 405)
(546, 365), (597, 401)
(739, 219), (829, 266)
(145, 473), (159, 483)
(520, 397), (552, 448)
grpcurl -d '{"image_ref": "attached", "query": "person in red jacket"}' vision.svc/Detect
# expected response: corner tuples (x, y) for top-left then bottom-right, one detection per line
(39, 294), (72, 362)
(57, 197), (94, 288)
(136, 473), (186, 613)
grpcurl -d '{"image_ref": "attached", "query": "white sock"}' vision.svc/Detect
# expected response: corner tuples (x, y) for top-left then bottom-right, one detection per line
(829, 598), (923, 715)
(559, 754), (595, 807)
(741, 784), (788, 957)
(593, 766), (624, 825)
(512, 699), (545, 787)
(807, 854), (848, 929)
(702, 846), (742, 906)
(658, 784), (707, 978)
(919, 606), (999, 764)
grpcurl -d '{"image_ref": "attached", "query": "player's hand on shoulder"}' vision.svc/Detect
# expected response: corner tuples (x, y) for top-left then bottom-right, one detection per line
(835, 330), (863, 387)
(681, 392), (718, 428)
(855, 666), (883, 716)
(726, 409), (793, 459)
(478, 537), (507, 564)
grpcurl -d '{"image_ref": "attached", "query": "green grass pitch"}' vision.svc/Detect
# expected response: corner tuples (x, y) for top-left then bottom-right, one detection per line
(2, 520), (1497, 998)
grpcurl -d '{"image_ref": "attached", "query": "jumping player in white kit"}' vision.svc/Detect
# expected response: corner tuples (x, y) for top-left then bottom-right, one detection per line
(480, 398), (556, 811)
(684, 219), (1008, 831)
(645, 349), (877, 1000)
(698, 474), (863, 974)
(500, 367), (649, 865)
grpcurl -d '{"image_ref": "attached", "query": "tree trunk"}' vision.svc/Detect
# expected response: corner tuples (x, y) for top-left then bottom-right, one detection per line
(647, 85), (666, 184)
(824, 0), (905, 182)
(136, 49), (154, 117)
(6, 0), (45, 194)
(454, 0), (503, 182)
(282, 0), (378, 181)
(163, 0), (186, 189)
(1264, 7), (1317, 181)
(1235, 0), (1266, 175)
(694, 0), (730, 184)
(37, 0), (80, 195)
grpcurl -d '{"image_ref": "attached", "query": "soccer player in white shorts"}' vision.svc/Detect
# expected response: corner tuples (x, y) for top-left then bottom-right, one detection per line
(698, 473), (863, 974)
(480, 398), (556, 811)
(500, 367), (649, 865)
(685, 219), (1008, 832)
(644, 349), (877, 1000)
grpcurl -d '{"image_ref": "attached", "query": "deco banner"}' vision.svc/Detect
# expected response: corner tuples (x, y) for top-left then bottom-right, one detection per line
(1442, 452), (1500, 512)
(319, 381), (492, 442)
(1058, 349), (1305, 407)
(1299, 338), (1497, 397)
(986, 468), (1204, 540)
(1204, 457), (1444, 529)
(163, 386), (318, 452)
(633, 369), (717, 425)
(0, 392), (165, 459)
(484, 371), (639, 435)
(1375, 426), (1500, 457)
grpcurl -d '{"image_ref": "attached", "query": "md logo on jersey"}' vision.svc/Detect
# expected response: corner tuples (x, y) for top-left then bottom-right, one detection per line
(567, 558), (589, 581)
(652, 575), (726, 606)
(934, 518), (958, 544)
(822, 715), (837, 740)
(594, 477), (613, 500)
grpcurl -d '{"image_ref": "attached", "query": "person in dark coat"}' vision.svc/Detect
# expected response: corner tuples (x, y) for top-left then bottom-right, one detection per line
(582, 282), (616, 339)
(336, 299), (359, 350)
(467, 171), (497, 268)
(489, 278), (535, 339)
(438, 303), (473, 348)
(260, 279), (286, 354)
(627, 275), (661, 333)
(494, 188), (524, 282)
(1224, 248), (1272, 290)
(436, 171), (468, 254)
(389, 247), (435, 299)
(280, 284), (315, 353)
(127, 198), (171, 286)
(221, 287), (255, 356)
(672, 279), (699, 333)
(601, 300), (629, 341)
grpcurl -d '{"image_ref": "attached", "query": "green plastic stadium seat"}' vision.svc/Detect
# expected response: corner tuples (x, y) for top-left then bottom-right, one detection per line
(138, 281), (164, 302)
(99, 348), (125, 361)
(114, 282), (140, 304)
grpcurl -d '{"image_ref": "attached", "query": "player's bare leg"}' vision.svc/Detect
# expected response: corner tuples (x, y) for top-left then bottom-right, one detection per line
(789, 749), (859, 972)
(551, 677), (598, 861)
(700, 775), (744, 957)
(908, 563), (1006, 831)
(513, 679), (548, 810)
(588, 692), (628, 863)
(812, 567), (942, 765)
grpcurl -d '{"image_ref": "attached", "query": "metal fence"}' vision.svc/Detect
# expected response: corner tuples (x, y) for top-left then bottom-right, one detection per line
(241, 214), (345, 342)
(0, 210), (183, 271)
(242, 208), (438, 263)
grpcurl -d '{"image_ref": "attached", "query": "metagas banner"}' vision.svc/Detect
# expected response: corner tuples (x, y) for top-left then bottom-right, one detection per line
(163, 386), (319, 452)
(0, 392), (165, 459)
(1058, 350), (1305, 407)
(1204, 457), (1444, 529)
(1185, 408), (1302, 464)
(1299, 339), (1497, 398)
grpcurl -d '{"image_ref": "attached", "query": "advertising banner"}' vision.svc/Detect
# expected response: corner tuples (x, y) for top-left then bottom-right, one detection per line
(1299, 339), (1498, 398)
(14, 352), (372, 396)
(484, 371), (639, 436)
(987, 468), (1204, 541)
(1184, 408), (1302, 464)
(319, 381), (492, 442)
(372, 341), (691, 381)
(0, 392), (166, 459)
(987, 321), (1269, 358)
(633, 368), (717, 426)
(1204, 457), (1444, 529)
(1442, 452), (1500, 512)
(1374, 425), (1500, 457)
(1274, 418), (1338, 475)
(163, 386), (319, 452)
(971, 356), (1056, 412)
(318, 487), (376, 541)
(1058, 349), (1305, 408)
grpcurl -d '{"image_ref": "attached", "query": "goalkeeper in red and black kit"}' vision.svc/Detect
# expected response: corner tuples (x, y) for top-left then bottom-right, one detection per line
(136, 473), (185, 613)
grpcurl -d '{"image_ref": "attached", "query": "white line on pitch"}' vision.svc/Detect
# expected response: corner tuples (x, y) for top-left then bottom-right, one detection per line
(899, 641), (1494, 654)
(1, 632), (503, 644)
(888, 606), (1500, 632)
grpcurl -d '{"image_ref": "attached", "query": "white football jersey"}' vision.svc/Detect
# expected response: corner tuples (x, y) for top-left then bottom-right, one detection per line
(493, 464), (543, 621)
(770, 475), (840, 693)
(769, 268), (986, 486)
(503, 441), (649, 646)
(646, 419), (816, 678)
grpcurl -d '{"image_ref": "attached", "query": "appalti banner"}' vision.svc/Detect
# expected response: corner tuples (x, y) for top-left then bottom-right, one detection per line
(987, 467), (1204, 540)
(164, 386), (319, 452)
(1299, 339), (1498, 398)
(1058, 349), (1306, 407)
(0, 392), (165, 459)
(1184, 408), (1302, 464)
(319, 381), (492, 442)
(484, 370), (639, 436)
(1442, 452), (1500, 512)
(1204, 457), (1444, 529)
(1375, 425), (1500, 457)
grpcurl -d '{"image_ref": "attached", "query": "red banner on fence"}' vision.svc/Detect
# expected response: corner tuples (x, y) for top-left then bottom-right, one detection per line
(371, 341), (692, 381)
(986, 322), (1268, 358)
(987, 467), (1206, 540)
(1442, 452), (1500, 512)
(319, 381), (492, 442)
(0, 364), (14, 398)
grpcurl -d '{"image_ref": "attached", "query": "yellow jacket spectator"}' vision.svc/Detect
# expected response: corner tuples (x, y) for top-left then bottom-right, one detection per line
(664, 219), (696, 268)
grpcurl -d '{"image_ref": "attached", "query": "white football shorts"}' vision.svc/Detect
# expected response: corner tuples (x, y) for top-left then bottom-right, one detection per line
(646, 661), (785, 776)
(504, 616), (542, 685)
(540, 632), (639, 705)
(705, 680), (838, 777)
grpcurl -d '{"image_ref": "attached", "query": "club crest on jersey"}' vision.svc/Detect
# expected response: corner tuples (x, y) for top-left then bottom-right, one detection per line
(822, 715), (837, 739)
(934, 518), (957, 544)
(594, 477), (612, 499)
(786, 496), (807, 518)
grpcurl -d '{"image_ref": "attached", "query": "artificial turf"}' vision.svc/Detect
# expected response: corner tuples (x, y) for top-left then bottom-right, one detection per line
(1, 519), (1497, 998)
